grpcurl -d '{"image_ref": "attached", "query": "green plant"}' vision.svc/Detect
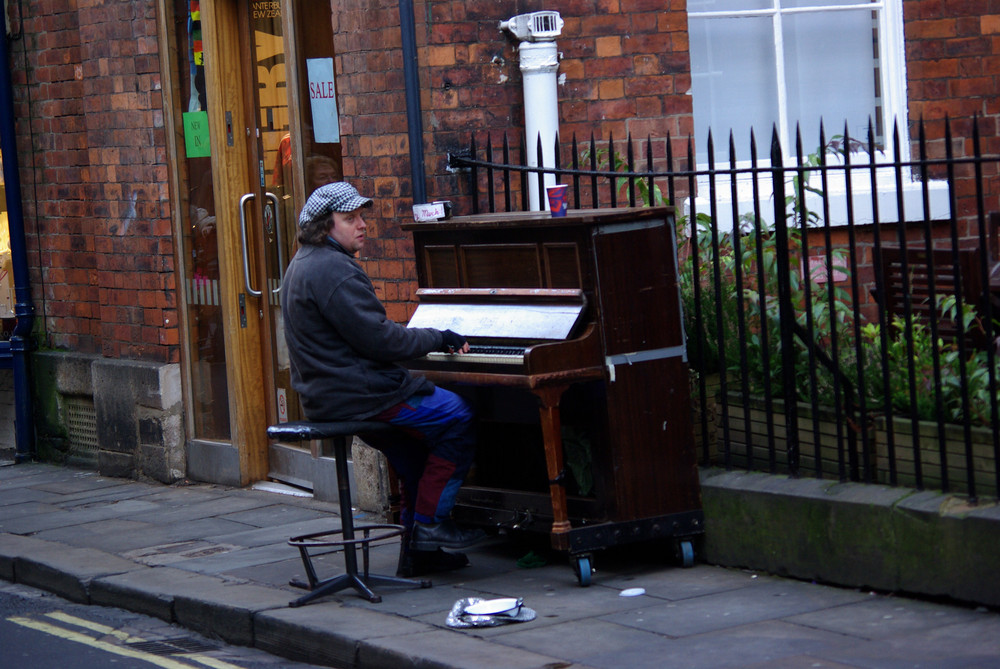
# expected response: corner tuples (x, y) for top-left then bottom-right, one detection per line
(577, 146), (666, 207)
(678, 136), (864, 402)
(861, 306), (1000, 428)
(731, 221), (857, 403)
(676, 212), (742, 376)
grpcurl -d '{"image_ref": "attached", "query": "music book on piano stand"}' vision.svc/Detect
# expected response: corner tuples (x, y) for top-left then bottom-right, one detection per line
(407, 290), (586, 342)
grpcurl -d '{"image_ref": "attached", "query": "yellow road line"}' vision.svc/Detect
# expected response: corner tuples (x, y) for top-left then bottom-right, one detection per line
(40, 610), (244, 667)
(8, 616), (196, 669)
(44, 610), (139, 641)
(9, 615), (247, 669)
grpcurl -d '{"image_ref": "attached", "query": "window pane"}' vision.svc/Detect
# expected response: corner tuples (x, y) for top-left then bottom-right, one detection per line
(690, 16), (777, 163)
(688, 0), (773, 12)
(783, 0), (878, 8)
(783, 10), (880, 147)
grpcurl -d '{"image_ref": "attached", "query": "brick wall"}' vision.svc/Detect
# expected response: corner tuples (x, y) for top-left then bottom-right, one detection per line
(904, 2), (1000, 230)
(333, 0), (693, 320)
(12, 1), (991, 358)
(10, 1), (177, 363)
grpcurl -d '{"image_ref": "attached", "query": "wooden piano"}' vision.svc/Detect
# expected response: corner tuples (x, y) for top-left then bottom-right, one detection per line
(402, 207), (703, 583)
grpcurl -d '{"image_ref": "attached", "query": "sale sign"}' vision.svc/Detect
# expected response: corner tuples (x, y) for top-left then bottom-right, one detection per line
(306, 58), (340, 144)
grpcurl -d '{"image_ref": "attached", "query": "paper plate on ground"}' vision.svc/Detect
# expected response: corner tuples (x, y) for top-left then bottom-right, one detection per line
(464, 598), (521, 615)
(447, 597), (537, 628)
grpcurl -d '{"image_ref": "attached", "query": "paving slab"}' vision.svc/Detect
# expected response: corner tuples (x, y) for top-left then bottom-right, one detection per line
(0, 497), (161, 534)
(604, 578), (870, 637)
(33, 518), (154, 549)
(215, 503), (333, 528)
(358, 625), (588, 669)
(597, 562), (766, 601)
(3, 462), (1000, 669)
(89, 565), (234, 622)
(137, 486), (236, 505)
(212, 554), (305, 589)
(0, 486), (58, 504)
(169, 542), (307, 575)
(786, 595), (987, 639)
(79, 516), (257, 552)
(14, 543), (141, 603)
(207, 516), (341, 549)
(819, 614), (1000, 668)
(30, 474), (132, 495)
(49, 485), (164, 508)
(478, 616), (669, 667)
(585, 619), (854, 669)
(0, 532), (60, 579)
(173, 580), (292, 645)
(127, 495), (279, 524)
(254, 601), (440, 667)
(0, 500), (61, 520)
(0, 468), (91, 487)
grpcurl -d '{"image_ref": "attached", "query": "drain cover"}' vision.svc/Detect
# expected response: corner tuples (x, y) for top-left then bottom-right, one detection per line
(127, 637), (219, 655)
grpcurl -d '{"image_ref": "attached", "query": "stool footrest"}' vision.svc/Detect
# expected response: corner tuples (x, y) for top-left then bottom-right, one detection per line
(289, 524), (405, 550)
(267, 419), (429, 606)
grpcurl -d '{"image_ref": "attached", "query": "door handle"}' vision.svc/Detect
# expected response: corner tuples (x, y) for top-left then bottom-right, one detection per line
(238, 192), (262, 297)
(265, 191), (284, 293)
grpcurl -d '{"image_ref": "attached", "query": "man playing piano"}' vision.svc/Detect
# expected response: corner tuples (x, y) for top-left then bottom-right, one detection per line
(281, 181), (487, 577)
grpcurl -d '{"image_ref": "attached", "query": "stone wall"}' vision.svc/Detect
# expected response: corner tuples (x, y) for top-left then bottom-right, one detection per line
(700, 468), (1000, 608)
(31, 351), (184, 483)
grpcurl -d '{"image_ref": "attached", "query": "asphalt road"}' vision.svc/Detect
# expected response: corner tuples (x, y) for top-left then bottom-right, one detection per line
(0, 581), (323, 669)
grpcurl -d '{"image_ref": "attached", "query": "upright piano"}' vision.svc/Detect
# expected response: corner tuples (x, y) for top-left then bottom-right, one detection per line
(402, 207), (703, 582)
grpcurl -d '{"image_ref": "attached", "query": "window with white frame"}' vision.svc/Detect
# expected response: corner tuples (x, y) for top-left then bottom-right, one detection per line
(686, 0), (948, 228)
(688, 0), (906, 164)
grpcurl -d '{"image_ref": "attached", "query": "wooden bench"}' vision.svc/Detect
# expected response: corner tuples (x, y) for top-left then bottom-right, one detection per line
(875, 244), (995, 350)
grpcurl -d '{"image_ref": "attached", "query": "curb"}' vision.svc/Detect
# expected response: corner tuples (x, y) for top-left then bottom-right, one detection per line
(0, 531), (580, 669)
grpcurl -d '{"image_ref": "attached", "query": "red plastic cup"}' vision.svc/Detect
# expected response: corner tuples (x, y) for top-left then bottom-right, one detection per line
(546, 184), (569, 217)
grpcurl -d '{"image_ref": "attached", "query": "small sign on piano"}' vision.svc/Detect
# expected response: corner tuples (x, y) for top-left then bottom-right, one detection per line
(412, 200), (453, 222)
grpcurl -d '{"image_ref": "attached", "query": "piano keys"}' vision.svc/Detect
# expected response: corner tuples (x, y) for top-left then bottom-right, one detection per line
(423, 346), (525, 366)
(402, 207), (703, 579)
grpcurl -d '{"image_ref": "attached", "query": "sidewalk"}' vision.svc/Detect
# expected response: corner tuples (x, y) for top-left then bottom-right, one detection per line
(2, 461), (999, 669)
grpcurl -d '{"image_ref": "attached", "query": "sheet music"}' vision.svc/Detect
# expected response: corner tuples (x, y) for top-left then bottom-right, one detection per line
(406, 302), (583, 340)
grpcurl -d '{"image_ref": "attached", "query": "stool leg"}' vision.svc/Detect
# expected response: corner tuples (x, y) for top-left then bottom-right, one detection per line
(289, 434), (428, 607)
(334, 435), (430, 592)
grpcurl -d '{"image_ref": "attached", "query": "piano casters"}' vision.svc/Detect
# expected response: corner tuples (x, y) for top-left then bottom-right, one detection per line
(572, 554), (594, 587)
(267, 420), (431, 606)
(677, 539), (696, 568)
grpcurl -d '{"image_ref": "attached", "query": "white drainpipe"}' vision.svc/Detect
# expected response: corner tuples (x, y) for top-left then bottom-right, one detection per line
(501, 12), (564, 211)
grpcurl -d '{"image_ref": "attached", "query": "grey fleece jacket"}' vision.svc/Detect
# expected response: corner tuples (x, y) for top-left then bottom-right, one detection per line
(280, 238), (445, 421)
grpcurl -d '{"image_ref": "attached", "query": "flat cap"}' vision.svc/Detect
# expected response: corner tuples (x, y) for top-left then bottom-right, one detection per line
(298, 182), (373, 228)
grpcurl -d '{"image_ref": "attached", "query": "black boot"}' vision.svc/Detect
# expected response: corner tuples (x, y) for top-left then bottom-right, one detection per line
(409, 518), (487, 551)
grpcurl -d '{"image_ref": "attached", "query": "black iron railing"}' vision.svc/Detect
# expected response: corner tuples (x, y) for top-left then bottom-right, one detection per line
(448, 118), (1000, 502)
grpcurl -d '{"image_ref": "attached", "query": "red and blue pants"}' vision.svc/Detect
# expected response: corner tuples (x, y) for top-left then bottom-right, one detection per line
(366, 387), (475, 527)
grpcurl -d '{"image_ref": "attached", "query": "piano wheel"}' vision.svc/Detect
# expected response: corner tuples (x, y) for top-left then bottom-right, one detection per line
(678, 539), (695, 568)
(572, 554), (593, 587)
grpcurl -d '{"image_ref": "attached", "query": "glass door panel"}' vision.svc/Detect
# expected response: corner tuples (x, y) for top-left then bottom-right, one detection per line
(176, 1), (230, 440)
(173, 0), (345, 493)
(289, 2), (343, 197)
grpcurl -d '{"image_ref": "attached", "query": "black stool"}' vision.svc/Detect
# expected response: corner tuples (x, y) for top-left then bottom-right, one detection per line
(266, 420), (431, 606)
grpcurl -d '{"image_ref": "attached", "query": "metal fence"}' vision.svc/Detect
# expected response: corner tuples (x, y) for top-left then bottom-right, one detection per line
(449, 118), (1000, 502)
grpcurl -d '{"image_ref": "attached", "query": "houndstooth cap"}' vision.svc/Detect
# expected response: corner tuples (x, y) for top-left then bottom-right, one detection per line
(298, 182), (373, 228)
